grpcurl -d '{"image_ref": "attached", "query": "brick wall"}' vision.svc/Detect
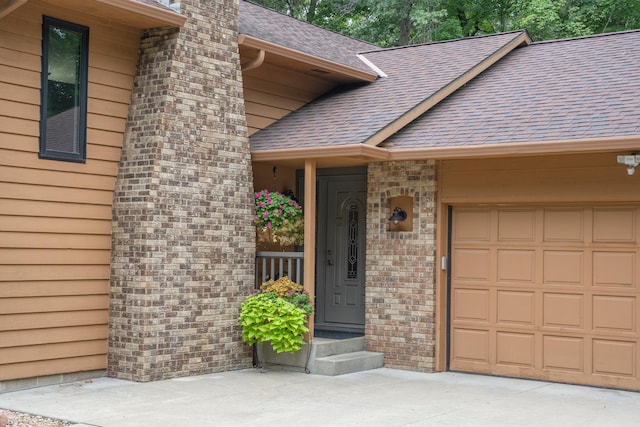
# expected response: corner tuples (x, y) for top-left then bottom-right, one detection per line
(109, 0), (255, 381)
(366, 160), (437, 372)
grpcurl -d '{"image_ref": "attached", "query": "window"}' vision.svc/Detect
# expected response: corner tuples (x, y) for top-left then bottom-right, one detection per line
(40, 16), (89, 162)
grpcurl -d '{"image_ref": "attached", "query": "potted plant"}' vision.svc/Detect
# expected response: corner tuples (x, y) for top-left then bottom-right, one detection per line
(238, 276), (313, 366)
(253, 189), (304, 246)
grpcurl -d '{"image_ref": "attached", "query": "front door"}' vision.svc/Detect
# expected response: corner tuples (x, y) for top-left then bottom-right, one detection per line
(316, 173), (367, 332)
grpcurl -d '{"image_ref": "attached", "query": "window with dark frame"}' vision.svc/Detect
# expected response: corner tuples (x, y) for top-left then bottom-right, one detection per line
(39, 16), (89, 163)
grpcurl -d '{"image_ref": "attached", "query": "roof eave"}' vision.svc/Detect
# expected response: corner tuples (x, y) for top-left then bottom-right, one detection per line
(388, 135), (640, 160)
(364, 31), (533, 146)
(0, 0), (27, 19)
(96, 0), (186, 28)
(3, 0), (188, 27)
(239, 34), (378, 83)
(251, 144), (390, 163)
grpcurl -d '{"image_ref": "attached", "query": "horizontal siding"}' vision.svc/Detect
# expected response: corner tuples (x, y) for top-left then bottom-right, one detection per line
(0, 295), (108, 314)
(0, 280), (109, 297)
(242, 63), (336, 135)
(0, 264), (111, 281)
(0, 199), (113, 220)
(0, 355), (106, 381)
(0, 249), (111, 265)
(0, 325), (108, 348)
(441, 153), (640, 204)
(0, 0), (141, 381)
(0, 310), (109, 331)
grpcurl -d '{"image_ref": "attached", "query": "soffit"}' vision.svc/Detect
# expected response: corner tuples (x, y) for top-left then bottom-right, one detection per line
(31, 0), (186, 28)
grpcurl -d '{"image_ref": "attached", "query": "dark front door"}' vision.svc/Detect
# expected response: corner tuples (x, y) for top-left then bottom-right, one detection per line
(316, 173), (367, 332)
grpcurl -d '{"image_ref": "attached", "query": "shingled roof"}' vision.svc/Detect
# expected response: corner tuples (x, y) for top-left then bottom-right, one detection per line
(388, 30), (640, 150)
(239, 0), (376, 74)
(250, 31), (530, 151)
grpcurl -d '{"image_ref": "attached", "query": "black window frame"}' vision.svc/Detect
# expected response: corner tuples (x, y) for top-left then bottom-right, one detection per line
(39, 16), (89, 163)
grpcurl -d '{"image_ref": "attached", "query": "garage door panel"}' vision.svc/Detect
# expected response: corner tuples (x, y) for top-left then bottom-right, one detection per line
(544, 209), (584, 242)
(451, 205), (640, 390)
(592, 339), (635, 377)
(593, 252), (635, 288)
(593, 208), (636, 243)
(592, 295), (635, 332)
(543, 293), (584, 329)
(453, 288), (490, 322)
(497, 291), (534, 325)
(452, 328), (490, 363)
(543, 251), (584, 286)
(497, 250), (535, 284)
(498, 209), (536, 242)
(496, 332), (535, 367)
(543, 335), (584, 372)
(454, 209), (491, 241)
(453, 249), (490, 282)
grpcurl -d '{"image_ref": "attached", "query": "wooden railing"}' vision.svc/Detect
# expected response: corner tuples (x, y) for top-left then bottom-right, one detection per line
(255, 251), (304, 287)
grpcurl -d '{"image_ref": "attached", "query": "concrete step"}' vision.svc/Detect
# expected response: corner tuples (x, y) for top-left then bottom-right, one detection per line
(261, 336), (384, 376)
(313, 350), (384, 376)
(312, 336), (365, 358)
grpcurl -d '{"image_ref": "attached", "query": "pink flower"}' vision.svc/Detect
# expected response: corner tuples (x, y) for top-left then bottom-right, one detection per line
(277, 209), (282, 214)
(267, 222), (272, 229)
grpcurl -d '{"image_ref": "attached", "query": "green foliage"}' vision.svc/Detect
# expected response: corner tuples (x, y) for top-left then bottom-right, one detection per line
(238, 292), (309, 353)
(249, 0), (640, 45)
(239, 277), (313, 353)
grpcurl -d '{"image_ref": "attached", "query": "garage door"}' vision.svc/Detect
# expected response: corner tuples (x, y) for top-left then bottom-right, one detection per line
(450, 206), (640, 390)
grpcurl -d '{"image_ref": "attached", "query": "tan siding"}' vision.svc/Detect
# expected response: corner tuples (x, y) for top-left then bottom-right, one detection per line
(242, 63), (337, 135)
(0, 310), (109, 331)
(0, 0), (141, 381)
(0, 340), (107, 364)
(0, 46), (39, 71)
(0, 182), (115, 204)
(0, 325), (108, 348)
(0, 295), (108, 314)
(1, 147), (119, 176)
(441, 153), (640, 204)
(0, 199), (113, 220)
(0, 280), (109, 297)
(0, 100), (39, 120)
(0, 249), (111, 265)
(0, 265), (110, 281)
(0, 30), (40, 55)
(0, 166), (116, 190)
(0, 355), (105, 381)
(0, 64), (39, 87)
(0, 233), (111, 249)
(0, 215), (111, 234)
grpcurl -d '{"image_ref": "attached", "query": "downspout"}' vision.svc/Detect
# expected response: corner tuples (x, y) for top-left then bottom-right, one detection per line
(242, 49), (265, 72)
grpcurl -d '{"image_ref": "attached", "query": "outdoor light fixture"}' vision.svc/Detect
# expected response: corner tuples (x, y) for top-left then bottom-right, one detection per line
(388, 207), (407, 225)
(617, 154), (640, 176)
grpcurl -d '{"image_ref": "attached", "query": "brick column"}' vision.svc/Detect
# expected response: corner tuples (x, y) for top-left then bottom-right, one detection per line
(109, 0), (254, 381)
(365, 160), (437, 372)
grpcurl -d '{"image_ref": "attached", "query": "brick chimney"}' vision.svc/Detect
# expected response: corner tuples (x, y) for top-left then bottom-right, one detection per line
(109, 0), (254, 381)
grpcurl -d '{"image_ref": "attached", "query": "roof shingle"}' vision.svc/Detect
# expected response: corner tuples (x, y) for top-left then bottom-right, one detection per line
(389, 30), (640, 149)
(239, 0), (376, 74)
(250, 31), (528, 151)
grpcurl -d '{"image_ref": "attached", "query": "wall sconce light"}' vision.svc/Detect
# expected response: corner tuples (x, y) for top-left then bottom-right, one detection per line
(388, 207), (407, 225)
(617, 154), (640, 176)
(388, 196), (413, 232)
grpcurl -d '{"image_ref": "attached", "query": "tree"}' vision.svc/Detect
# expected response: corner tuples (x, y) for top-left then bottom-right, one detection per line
(248, 0), (640, 45)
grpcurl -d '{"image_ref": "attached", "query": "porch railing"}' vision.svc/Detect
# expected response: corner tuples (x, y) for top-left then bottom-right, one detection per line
(255, 251), (304, 287)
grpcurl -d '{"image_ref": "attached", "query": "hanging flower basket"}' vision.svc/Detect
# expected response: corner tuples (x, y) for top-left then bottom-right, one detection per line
(254, 189), (304, 246)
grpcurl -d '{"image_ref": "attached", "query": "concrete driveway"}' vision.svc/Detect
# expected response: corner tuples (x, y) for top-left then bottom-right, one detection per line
(1, 368), (639, 426)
